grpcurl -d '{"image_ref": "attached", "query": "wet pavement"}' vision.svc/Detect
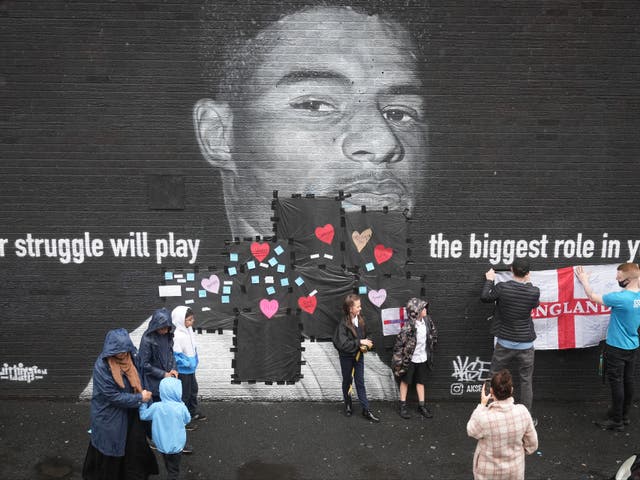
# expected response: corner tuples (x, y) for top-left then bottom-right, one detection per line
(1, 399), (638, 480)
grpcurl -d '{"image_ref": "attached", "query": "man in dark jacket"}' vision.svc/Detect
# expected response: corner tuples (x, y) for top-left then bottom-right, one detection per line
(481, 259), (540, 418)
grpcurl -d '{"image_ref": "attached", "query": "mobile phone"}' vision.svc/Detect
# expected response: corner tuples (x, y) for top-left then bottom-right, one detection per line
(483, 380), (491, 396)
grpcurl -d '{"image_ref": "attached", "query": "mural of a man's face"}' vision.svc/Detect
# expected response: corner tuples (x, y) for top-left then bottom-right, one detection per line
(195, 6), (428, 238)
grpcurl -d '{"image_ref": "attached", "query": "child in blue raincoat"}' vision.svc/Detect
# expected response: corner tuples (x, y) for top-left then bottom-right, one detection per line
(139, 377), (191, 480)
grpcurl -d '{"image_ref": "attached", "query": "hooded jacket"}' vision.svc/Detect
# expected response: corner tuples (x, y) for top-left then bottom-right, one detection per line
(89, 328), (144, 457)
(171, 306), (198, 375)
(391, 298), (438, 377)
(139, 377), (191, 454)
(139, 308), (176, 396)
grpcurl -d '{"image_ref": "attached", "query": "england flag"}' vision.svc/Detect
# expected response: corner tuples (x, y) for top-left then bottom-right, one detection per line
(381, 307), (407, 336)
(497, 264), (620, 350)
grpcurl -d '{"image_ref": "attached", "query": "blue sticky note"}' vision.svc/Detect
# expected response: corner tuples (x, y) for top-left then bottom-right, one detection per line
(266, 286), (276, 295)
(274, 245), (284, 255)
(198, 290), (207, 298)
(230, 252), (239, 262)
(280, 278), (289, 287)
(277, 264), (286, 273)
(186, 272), (195, 281)
(222, 286), (231, 294)
(251, 275), (260, 284)
(268, 257), (278, 267)
(221, 296), (230, 304)
(228, 266), (237, 276)
(365, 262), (375, 272)
(164, 271), (174, 280)
(295, 276), (305, 286)
(358, 285), (367, 294)
(247, 260), (256, 270)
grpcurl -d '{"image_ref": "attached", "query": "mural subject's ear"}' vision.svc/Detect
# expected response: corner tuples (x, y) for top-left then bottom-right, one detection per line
(193, 98), (235, 171)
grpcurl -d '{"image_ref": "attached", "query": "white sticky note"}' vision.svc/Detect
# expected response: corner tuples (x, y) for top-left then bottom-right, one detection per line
(158, 285), (182, 297)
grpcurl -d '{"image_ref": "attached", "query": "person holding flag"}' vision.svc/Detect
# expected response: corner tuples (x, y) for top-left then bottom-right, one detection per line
(481, 259), (540, 421)
(576, 262), (640, 431)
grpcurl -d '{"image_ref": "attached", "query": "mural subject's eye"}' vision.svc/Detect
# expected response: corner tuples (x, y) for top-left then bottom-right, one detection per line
(289, 97), (337, 114)
(382, 106), (421, 125)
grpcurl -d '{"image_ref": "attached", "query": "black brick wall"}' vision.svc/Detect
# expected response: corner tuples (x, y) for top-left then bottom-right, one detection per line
(1, 0), (639, 399)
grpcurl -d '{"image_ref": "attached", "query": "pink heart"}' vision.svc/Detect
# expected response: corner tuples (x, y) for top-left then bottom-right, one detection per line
(315, 224), (335, 245)
(374, 244), (393, 264)
(201, 274), (220, 294)
(368, 289), (387, 308)
(259, 299), (279, 319)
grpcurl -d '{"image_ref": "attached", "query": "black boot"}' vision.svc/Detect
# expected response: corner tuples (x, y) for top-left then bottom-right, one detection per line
(399, 401), (411, 419)
(362, 409), (380, 423)
(344, 395), (352, 416)
(418, 402), (433, 418)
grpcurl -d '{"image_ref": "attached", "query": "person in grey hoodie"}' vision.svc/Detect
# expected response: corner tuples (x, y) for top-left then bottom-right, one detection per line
(139, 377), (191, 480)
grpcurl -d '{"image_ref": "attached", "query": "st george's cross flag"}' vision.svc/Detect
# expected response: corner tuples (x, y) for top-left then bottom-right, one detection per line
(496, 264), (620, 350)
(381, 307), (406, 336)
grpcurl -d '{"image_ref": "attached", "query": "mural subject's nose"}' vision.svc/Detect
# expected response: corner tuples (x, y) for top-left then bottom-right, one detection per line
(342, 111), (404, 165)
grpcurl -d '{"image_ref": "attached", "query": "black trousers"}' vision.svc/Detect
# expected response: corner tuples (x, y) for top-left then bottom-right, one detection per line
(179, 373), (199, 416)
(605, 344), (637, 422)
(162, 453), (181, 480)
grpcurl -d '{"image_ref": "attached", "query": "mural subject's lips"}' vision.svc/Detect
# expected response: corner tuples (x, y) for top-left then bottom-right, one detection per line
(341, 178), (410, 211)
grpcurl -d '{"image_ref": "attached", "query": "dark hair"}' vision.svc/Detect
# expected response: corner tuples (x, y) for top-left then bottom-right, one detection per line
(199, 3), (424, 106)
(185, 308), (194, 317)
(491, 369), (513, 401)
(511, 258), (531, 278)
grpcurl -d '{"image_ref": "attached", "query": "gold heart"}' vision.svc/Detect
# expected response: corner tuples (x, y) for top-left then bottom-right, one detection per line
(351, 228), (373, 253)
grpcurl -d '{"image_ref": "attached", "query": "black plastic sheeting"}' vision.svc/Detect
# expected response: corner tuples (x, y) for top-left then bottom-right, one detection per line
(161, 197), (424, 382)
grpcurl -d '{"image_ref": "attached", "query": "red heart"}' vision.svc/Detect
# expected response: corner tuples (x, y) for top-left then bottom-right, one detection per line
(298, 296), (317, 314)
(315, 224), (335, 245)
(374, 244), (393, 264)
(250, 242), (270, 262)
